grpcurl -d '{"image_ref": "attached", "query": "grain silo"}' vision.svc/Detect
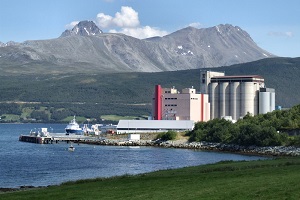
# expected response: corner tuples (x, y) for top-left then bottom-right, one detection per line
(206, 73), (269, 121)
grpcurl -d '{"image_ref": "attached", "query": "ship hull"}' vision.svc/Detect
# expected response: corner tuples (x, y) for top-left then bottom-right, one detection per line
(65, 129), (83, 134)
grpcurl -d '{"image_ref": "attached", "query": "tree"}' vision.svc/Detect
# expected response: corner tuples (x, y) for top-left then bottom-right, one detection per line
(30, 111), (49, 122)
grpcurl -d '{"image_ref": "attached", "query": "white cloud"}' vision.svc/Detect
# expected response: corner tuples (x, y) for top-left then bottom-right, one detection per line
(96, 13), (114, 28)
(188, 22), (202, 29)
(96, 6), (139, 29)
(113, 6), (139, 28)
(285, 32), (294, 37)
(268, 31), (294, 37)
(95, 6), (168, 39)
(65, 21), (80, 30)
(109, 26), (168, 39)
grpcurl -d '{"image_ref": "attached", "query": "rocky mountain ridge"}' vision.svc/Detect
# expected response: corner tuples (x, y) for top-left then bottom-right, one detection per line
(0, 23), (275, 74)
(0, 41), (20, 47)
(60, 21), (103, 37)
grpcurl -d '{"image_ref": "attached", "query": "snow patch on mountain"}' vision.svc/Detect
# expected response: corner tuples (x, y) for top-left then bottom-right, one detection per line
(175, 45), (194, 56)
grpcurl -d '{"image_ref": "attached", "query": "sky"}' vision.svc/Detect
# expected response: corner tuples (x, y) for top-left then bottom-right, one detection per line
(0, 0), (299, 57)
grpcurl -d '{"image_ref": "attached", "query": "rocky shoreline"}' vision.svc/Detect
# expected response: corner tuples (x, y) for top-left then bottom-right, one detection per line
(77, 139), (300, 157)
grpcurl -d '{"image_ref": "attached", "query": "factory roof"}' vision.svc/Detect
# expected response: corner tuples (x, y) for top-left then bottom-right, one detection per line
(117, 120), (194, 130)
(211, 75), (264, 83)
(212, 75), (263, 79)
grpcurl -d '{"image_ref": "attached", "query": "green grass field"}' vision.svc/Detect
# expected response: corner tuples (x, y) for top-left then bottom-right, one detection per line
(1, 157), (300, 200)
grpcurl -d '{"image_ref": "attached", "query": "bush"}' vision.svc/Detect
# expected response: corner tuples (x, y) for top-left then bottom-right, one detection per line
(287, 135), (300, 147)
(156, 130), (177, 141)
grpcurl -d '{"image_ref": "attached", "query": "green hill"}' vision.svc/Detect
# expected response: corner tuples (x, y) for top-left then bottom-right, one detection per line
(0, 57), (299, 123)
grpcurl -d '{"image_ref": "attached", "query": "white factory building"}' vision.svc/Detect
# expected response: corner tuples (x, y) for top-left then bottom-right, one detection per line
(200, 71), (276, 121)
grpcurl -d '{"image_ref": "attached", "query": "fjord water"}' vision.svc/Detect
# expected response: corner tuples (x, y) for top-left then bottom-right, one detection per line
(0, 124), (265, 188)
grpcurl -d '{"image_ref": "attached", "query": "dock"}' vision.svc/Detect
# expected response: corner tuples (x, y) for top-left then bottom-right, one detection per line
(19, 131), (93, 144)
(51, 133), (91, 143)
(19, 135), (52, 144)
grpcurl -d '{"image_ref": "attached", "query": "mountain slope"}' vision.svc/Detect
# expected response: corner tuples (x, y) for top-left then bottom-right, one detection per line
(147, 25), (272, 67)
(0, 24), (275, 75)
(0, 57), (299, 122)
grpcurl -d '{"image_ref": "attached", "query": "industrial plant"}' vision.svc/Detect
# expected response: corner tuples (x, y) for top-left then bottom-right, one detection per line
(201, 71), (275, 121)
(152, 70), (275, 122)
(116, 70), (276, 133)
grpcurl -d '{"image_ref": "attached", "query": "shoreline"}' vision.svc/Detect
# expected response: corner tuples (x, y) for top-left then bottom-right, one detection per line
(76, 139), (300, 157)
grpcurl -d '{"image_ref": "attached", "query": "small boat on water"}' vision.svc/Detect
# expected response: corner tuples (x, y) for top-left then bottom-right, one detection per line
(68, 144), (75, 152)
(65, 116), (83, 135)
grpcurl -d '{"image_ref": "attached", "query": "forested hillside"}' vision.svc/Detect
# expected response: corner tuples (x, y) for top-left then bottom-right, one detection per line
(0, 57), (299, 123)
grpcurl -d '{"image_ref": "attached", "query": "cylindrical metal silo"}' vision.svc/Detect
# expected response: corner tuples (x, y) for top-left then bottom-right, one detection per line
(214, 83), (220, 118)
(219, 82), (228, 118)
(209, 82), (218, 119)
(241, 82), (254, 117)
(259, 91), (270, 114)
(270, 91), (275, 111)
(253, 84), (260, 115)
(230, 82), (239, 120)
(225, 82), (230, 117)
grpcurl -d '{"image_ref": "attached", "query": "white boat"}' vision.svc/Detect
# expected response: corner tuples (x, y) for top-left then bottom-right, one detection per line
(68, 144), (75, 152)
(65, 116), (83, 135)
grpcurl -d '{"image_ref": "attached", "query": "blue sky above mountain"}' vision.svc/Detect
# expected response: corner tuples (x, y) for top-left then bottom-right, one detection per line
(0, 0), (299, 57)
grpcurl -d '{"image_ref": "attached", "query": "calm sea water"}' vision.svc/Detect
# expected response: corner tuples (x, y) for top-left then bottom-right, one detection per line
(0, 124), (265, 188)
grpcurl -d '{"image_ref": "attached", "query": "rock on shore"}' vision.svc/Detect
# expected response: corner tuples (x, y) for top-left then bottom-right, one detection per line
(77, 139), (300, 157)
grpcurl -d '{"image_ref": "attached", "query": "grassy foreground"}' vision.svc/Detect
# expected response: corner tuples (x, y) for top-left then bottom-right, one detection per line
(2, 157), (300, 200)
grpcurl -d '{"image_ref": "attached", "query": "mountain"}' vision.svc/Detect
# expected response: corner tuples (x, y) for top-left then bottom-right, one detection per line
(60, 21), (103, 37)
(146, 25), (274, 67)
(0, 41), (19, 47)
(0, 23), (275, 75)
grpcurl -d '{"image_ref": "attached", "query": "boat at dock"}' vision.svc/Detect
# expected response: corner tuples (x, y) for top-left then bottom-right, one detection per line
(65, 116), (83, 135)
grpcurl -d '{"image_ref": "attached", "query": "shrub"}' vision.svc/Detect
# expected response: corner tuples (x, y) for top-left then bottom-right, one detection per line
(156, 130), (177, 141)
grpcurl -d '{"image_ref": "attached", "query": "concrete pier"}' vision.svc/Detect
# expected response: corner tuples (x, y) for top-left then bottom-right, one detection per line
(19, 133), (91, 144)
(19, 135), (52, 144)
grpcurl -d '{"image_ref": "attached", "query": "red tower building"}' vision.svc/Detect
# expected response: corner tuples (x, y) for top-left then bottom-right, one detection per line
(154, 85), (162, 120)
